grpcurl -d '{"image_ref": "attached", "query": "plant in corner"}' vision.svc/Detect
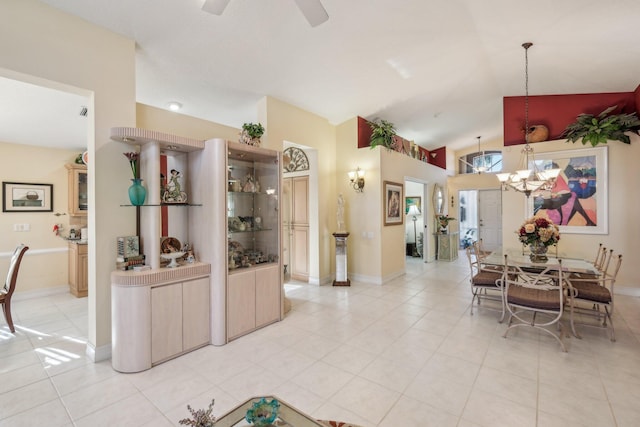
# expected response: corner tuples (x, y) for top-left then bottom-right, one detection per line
(562, 105), (640, 146)
(369, 119), (397, 151)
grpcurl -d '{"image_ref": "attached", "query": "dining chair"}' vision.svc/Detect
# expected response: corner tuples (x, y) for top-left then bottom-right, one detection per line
(465, 245), (504, 321)
(567, 254), (622, 342)
(1, 244), (29, 333)
(500, 255), (568, 352)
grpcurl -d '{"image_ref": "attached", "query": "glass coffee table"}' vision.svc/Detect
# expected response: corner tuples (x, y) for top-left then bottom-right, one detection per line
(214, 396), (324, 427)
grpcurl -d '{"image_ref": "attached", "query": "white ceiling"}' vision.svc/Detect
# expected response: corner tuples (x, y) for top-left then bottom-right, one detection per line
(7, 0), (640, 151)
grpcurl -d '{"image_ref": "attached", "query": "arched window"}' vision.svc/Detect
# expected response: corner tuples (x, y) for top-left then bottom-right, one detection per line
(459, 150), (502, 174)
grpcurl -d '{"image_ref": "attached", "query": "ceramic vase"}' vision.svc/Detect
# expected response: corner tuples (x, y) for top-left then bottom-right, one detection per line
(128, 178), (147, 206)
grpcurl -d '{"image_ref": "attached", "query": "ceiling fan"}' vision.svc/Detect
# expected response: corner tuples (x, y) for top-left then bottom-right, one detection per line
(202, 0), (329, 27)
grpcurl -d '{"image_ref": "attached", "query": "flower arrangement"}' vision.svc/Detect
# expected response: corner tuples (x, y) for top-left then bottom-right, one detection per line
(179, 399), (216, 427)
(517, 215), (560, 247)
(123, 152), (139, 179)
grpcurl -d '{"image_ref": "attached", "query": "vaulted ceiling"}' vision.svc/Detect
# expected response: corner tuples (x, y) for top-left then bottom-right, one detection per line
(5, 0), (640, 151)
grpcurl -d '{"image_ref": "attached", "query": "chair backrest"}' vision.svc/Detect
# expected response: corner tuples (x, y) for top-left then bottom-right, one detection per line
(3, 244), (29, 297)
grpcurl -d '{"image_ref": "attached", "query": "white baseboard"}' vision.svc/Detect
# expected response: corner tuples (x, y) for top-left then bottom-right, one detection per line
(86, 342), (111, 363)
(615, 287), (640, 297)
(13, 285), (69, 301)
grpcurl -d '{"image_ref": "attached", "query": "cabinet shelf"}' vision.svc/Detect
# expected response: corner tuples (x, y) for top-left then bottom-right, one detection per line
(120, 203), (203, 207)
(228, 228), (273, 234)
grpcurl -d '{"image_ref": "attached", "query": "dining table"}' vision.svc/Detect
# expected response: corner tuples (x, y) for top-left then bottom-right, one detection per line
(479, 248), (602, 341)
(480, 248), (600, 276)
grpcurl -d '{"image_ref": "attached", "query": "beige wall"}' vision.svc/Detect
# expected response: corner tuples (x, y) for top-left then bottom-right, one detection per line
(261, 96), (337, 284)
(136, 104), (240, 141)
(501, 136), (639, 290)
(451, 135), (640, 290)
(336, 118), (449, 283)
(0, 142), (79, 292)
(1, 0), (136, 357)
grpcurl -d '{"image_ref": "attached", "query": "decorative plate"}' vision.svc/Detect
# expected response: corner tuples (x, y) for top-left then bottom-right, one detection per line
(161, 237), (182, 253)
(82, 150), (88, 165)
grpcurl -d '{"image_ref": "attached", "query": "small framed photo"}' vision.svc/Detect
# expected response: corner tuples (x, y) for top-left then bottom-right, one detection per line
(383, 181), (404, 226)
(2, 182), (53, 212)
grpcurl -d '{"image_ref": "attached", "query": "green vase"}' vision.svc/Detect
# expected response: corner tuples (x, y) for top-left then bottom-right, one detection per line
(128, 178), (147, 206)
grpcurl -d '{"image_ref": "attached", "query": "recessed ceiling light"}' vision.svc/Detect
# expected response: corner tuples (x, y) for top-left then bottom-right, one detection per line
(167, 101), (182, 111)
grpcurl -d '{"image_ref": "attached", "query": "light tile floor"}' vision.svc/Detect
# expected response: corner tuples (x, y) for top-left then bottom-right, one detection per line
(1, 254), (640, 426)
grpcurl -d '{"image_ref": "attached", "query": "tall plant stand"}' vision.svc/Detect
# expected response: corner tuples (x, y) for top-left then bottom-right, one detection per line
(332, 232), (350, 286)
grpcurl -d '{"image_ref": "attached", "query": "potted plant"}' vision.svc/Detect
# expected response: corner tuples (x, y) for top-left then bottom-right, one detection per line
(239, 122), (265, 147)
(369, 119), (397, 151)
(562, 105), (640, 146)
(437, 215), (456, 233)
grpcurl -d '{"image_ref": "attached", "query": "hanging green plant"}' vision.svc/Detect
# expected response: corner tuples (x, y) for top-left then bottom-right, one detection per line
(562, 105), (640, 146)
(369, 119), (397, 150)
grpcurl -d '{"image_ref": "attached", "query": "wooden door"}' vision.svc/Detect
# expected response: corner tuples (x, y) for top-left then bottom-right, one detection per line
(291, 176), (309, 281)
(227, 270), (256, 339)
(151, 283), (183, 363)
(255, 265), (281, 327)
(182, 277), (210, 350)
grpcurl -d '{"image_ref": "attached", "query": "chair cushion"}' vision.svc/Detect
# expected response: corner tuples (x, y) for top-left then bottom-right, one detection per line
(507, 285), (561, 310)
(572, 281), (612, 304)
(472, 271), (502, 286)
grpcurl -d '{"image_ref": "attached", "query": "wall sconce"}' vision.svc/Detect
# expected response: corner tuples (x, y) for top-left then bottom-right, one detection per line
(430, 152), (437, 158)
(348, 167), (365, 192)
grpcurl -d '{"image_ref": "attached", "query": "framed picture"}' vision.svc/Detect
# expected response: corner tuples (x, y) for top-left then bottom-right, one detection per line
(383, 181), (404, 226)
(405, 196), (421, 214)
(528, 146), (607, 234)
(2, 182), (53, 212)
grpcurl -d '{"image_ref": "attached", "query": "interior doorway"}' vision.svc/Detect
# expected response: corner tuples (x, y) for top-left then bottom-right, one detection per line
(458, 189), (502, 251)
(404, 179), (428, 262)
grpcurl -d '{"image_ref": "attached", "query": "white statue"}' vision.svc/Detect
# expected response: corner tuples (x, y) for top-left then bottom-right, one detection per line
(337, 193), (345, 232)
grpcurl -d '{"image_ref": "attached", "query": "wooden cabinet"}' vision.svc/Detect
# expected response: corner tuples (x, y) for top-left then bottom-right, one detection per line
(68, 242), (88, 297)
(65, 163), (87, 217)
(228, 265), (280, 340)
(151, 276), (210, 364)
(111, 266), (211, 372)
(151, 283), (183, 363)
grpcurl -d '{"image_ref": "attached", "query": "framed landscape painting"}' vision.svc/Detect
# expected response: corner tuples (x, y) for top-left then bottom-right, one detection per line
(528, 146), (607, 234)
(2, 182), (53, 212)
(384, 181), (403, 226)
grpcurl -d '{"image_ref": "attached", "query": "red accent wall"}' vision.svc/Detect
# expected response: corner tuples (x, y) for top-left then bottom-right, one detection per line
(428, 146), (447, 169)
(160, 155), (167, 237)
(503, 91), (637, 146)
(357, 116), (373, 148)
(356, 116), (446, 169)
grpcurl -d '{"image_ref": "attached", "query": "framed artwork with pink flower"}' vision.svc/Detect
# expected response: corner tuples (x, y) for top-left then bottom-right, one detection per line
(528, 146), (607, 234)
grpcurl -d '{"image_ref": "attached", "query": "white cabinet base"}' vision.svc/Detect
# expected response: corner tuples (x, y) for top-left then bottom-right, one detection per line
(111, 263), (210, 373)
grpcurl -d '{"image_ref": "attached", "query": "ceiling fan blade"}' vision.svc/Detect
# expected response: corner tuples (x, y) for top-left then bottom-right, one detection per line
(202, 0), (231, 15)
(293, 0), (329, 27)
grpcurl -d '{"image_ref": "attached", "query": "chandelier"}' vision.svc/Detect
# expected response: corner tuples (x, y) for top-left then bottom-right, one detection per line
(496, 42), (560, 197)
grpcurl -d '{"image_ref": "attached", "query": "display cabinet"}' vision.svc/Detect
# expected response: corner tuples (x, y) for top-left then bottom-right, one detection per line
(65, 163), (87, 217)
(225, 141), (282, 339)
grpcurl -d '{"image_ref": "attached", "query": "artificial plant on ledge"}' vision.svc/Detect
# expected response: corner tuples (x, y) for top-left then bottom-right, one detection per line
(562, 105), (640, 146)
(369, 118), (397, 151)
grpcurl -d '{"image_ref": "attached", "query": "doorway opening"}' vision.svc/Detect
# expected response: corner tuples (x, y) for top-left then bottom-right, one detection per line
(458, 189), (502, 251)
